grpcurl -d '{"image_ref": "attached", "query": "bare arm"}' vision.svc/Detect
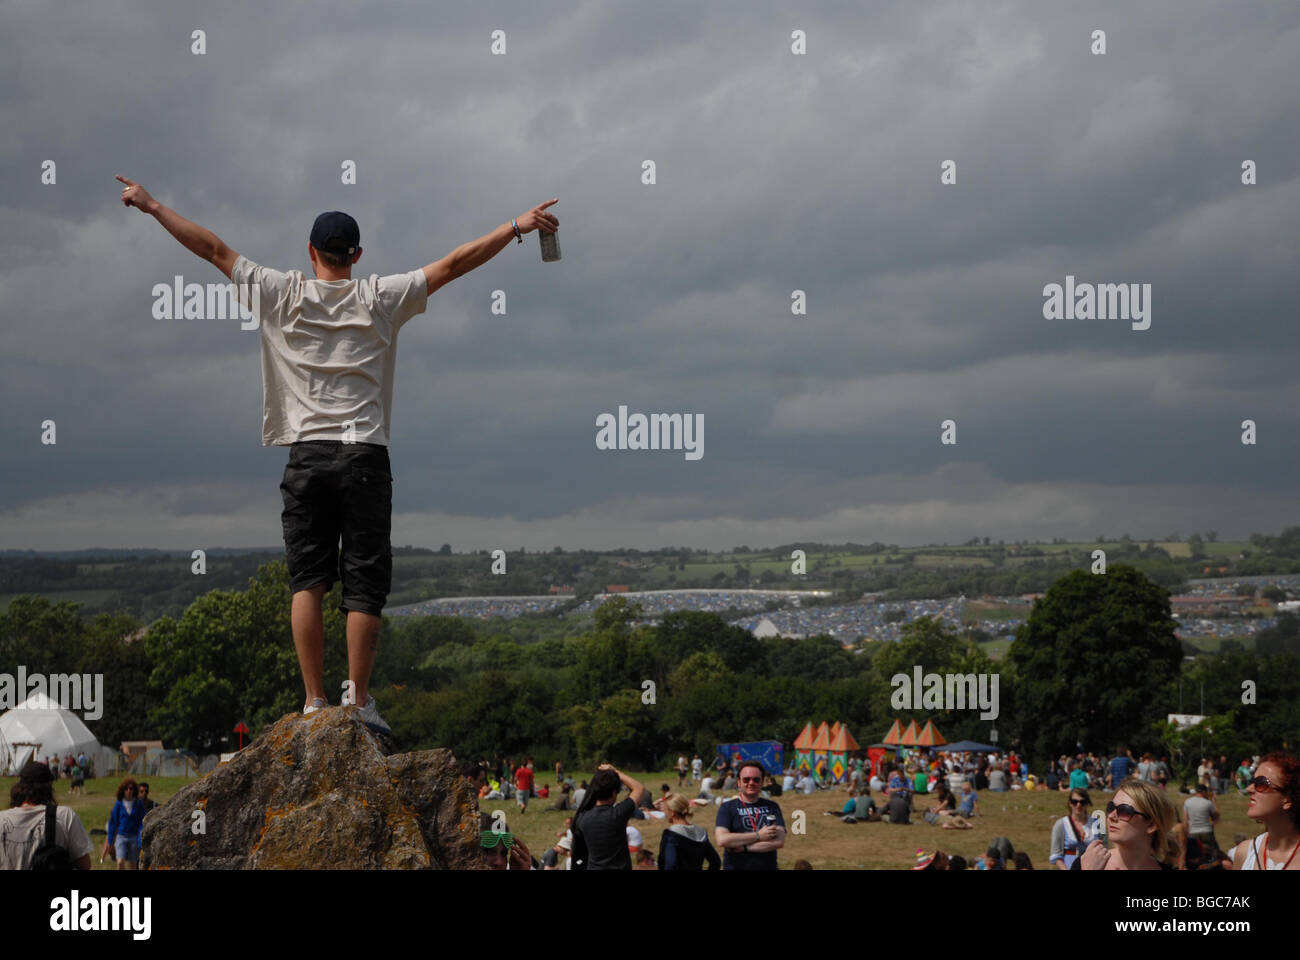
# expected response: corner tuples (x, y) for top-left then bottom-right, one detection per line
(116, 176), (238, 279)
(422, 198), (559, 297)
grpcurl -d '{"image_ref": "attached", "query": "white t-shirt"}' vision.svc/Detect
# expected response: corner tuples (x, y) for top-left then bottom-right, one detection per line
(0, 805), (94, 870)
(232, 255), (428, 446)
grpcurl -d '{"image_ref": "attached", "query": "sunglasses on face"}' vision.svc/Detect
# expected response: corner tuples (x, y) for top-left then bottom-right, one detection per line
(480, 832), (515, 850)
(1069, 798), (1088, 806)
(740, 777), (762, 783)
(1249, 776), (1280, 792)
(1105, 801), (1147, 821)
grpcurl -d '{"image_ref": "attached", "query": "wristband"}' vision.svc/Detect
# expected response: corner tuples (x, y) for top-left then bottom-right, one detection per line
(512, 218), (523, 243)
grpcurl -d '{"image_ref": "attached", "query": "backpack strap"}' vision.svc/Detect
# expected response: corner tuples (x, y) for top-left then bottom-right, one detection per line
(45, 804), (58, 847)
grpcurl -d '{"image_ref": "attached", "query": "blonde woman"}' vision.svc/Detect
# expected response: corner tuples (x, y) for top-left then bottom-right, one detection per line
(1073, 778), (1176, 870)
(658, 793), (721, 870)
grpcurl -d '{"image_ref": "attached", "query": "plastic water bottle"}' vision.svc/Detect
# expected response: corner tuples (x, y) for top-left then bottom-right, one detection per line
(540, 228), (561, 262)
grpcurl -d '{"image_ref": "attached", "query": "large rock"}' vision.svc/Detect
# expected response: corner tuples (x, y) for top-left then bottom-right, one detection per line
(141, 708), (485, 869)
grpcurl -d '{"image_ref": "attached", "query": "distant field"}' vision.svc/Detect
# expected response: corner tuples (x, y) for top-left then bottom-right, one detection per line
(977, 638), (1014, 660)
(966, 602), (1029, 622)
(1179, 635), (1257, 654)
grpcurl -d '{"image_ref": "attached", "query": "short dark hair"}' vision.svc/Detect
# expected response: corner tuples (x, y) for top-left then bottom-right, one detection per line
(738, 760), (766, 779)
(589, 769), (621, 802)
(314, 247), (352, 270)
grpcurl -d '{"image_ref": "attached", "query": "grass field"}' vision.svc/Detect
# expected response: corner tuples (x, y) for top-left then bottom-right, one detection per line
(484, 770), (1264, 870)
(1, 769), (1264, 869)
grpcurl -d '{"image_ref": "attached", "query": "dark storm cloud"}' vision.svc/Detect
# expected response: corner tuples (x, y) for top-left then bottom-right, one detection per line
(1, 0), (1296, 549)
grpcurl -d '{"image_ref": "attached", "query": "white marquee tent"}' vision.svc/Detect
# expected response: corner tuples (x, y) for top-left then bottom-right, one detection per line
(0, 691), (102, 775)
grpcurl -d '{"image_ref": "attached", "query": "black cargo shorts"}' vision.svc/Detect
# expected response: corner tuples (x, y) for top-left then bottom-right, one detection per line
(279, 440), (392, 616)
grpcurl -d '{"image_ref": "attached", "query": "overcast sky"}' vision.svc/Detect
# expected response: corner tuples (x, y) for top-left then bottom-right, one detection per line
(2, 0), (1298, 552)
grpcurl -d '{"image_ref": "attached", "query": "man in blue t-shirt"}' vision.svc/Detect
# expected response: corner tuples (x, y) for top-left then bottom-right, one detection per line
(716, 760), (786, 870)
(1108, 748), (1136, 789)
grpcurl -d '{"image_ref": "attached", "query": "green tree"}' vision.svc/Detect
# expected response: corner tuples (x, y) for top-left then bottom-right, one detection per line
(1006, 565), (1181, 766)
(80, 611), (152, 748)
(144, 561), (347, 751)
(565, 688), (665, 767)
(1256, 614), (1300, 656)
(869, 616), (997, 743)
(0, 596), (88, 677)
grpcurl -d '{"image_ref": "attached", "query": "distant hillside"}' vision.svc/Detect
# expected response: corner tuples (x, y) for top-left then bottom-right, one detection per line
(2, 528), (1298, 624)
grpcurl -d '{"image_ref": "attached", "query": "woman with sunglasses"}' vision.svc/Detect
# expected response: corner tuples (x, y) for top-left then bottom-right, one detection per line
(1232, 752), (1300, 870)
(1049, 788), (1104, 869)
(1072, 778), (1177, 870)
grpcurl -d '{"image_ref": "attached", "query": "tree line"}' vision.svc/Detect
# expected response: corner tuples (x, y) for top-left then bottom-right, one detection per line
(3, 560), (1296, 778)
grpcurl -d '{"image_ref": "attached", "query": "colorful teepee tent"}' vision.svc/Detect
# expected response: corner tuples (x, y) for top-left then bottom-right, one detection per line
(900, 720), (920, 747)
(810, 722), (832, 780)
(882, 719), (904, 745)
(916, 720), (946, 748)
(792, 723), (816, 775)
(794, 720), (863, 782)
(826, 723), (861, 782)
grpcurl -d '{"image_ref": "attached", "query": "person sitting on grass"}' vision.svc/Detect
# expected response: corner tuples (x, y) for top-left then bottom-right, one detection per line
(883, 788), (911, 825)
(925, 783), (973, 829)
(957, 780), (978, 819)
(853, 789), (881, 822)
(828, 788), (860, 818)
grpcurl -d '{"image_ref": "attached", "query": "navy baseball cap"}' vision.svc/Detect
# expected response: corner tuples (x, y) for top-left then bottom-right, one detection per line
(310, 211), (360, 255)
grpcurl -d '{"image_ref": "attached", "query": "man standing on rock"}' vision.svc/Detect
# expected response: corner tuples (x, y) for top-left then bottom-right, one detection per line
(116, 174), (559, 734)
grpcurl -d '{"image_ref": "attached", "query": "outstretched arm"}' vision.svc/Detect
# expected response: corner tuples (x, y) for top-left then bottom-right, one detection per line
(116, 175), (238, 279)
(422, 198), (558, 297)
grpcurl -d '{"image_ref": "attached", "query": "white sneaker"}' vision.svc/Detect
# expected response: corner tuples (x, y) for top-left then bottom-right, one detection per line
(355, 695), (392, 736)
(303, 697), (328, 715)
